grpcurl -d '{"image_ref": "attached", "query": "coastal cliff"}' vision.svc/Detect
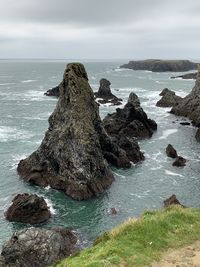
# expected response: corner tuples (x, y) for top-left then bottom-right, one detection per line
(120, 59), (197, 72)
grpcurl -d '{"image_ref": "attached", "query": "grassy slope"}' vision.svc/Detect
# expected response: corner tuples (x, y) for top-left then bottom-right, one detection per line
(55, 206), (200, 267)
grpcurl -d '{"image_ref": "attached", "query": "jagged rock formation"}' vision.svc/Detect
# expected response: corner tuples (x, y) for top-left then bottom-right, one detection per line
(94, 78), (122, 105)
(156, 88), (183, 107)
(171, 65), (200, 127)
(103, 92), (157, 139)
(120, 59), (198, 72)
(44, 85), (60, 97)
(166, 144), (178, 158)
(164, 195), (185, 208)
(17, 63), (144, 200)
(5, 194), (50, 224)
(171, 72), (197, 80)
(0, 228), (77, 267)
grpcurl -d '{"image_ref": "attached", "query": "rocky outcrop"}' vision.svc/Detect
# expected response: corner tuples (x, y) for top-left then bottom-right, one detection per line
(171, 65), (200, 127)
(44, 85), (60, 97)
(172, 156), (186, 167)
(164, 195), (185, 208)
(156, 88), (183, 107)
(103, 92), (157, 139)
(5, 194), (50, 224)
(17, 63), (144, 200)
(166, 144), (178, 158)
(171, 72), (197, 80)
(0, 227), (77, 267)
(195, 128), (200, 142)
(120, 59), (198, 72)
(94, 79), (122, 105)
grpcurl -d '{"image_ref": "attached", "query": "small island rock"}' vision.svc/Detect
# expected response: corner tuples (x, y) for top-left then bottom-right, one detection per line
(156, 88), (182, 107)
(166, 144), (178, 158)
(164, 194), (185, 208)
(172, 156), (186, 167)
(5, 193), (50, 224)
(94, 78), (122, 105)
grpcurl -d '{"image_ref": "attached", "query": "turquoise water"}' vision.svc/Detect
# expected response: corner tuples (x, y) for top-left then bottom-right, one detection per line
(0, 60), (199, 248)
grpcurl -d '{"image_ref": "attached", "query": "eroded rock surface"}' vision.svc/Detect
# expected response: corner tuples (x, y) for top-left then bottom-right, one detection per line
(103, 92), (157, 139)
(17, 63), (144, 200)
(94, 78), (122, 105)
(171, 72), (197, 80)
(156, 88), (182, 107)
(172, 156), (186, 167)
(0, 227), (77, 267)
(5, 194), (50, 224)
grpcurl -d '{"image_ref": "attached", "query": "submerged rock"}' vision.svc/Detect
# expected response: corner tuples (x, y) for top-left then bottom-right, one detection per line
(164, 194), (185, 208)
(166, 144), (178, 159)
(156, 88), (182, 107)
(172, 156), (186, 167)
(0, 227), (77, 267)
(171, 72), (197, 80)
(44, 85), (60, 97)
(120, 59), (198, 72)
(17, 63), (143, 200)
(5, 193), (50, 224)
(94, 78), (122, 105)
(103, 92), (157, 139)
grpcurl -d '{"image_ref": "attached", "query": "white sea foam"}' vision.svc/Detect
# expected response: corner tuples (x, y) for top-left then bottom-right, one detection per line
(44, 198), (56, 215)
(10, 154), (28, 169)
(0, 83), (15, 86)
(21, 80), (37, 83)
(158, 129), (178, 140)
(0, 126), (33, 142)
(165, 170), (183, 177)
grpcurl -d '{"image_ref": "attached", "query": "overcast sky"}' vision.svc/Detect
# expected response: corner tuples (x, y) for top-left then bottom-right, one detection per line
(0, 0), (199, 59)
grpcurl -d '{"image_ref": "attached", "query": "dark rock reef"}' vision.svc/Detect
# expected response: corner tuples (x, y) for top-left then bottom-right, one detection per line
(5, 193), (50, 224)
(164, 194), (185, 208)
(166, 144), (178, 159)
(171, 72), (197, 80)
(120, 59), (198, 72)
(171, 65), (200, 127)
(103, 92), (157, 139)
(94, 78), (122, 105)
(156, 88), (183, 107)
(44, 85), (60, 97)
(172, 156), (186, 167)
(17, 63), (144, 200)
(0, 227), (77, 267)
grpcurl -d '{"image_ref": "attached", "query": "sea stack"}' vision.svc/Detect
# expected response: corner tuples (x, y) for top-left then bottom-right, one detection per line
(17, 63), (143, 200)
(94, 78), (122, 105)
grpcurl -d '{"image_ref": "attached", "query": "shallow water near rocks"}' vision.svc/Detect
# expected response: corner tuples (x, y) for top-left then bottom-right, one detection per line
(0, 60), (199, 248)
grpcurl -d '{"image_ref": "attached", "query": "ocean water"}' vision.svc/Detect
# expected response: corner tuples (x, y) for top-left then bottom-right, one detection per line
(0, 60), (199, 248)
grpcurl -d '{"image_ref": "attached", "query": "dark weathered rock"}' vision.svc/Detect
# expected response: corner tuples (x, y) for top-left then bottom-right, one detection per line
(164, 194), (185, 208)
(180, 122), (191, 126)
(5, 194), (50, 224)
(166, 144), (178, 159)
(120, 59), (198, 72)
(171, 65), (200, 127)
(195, 128), (200, 142)
(156, 88), (182, 107)
(103, 92), (157, 139)
(94, 78), (122, 106)
(17, 63), (144, 200)
(44, 85), (60, 97)
(172, 156), (186, 167)
(171, 72), (197, 80)
(0, 227), (77, 267)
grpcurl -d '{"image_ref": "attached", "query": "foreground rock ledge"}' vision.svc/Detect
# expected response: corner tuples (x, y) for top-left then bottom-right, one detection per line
(0, 227), (77, 267)
(18, 63), (143, 200)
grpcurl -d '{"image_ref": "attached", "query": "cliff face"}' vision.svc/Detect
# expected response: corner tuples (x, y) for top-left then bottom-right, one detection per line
(120, 59), (198, 72)
(171, 65), (200, 126)
(17, 63), (144, 200)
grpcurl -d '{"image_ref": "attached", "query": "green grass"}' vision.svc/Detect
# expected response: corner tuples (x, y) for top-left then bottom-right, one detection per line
(54, 206), (200, 267)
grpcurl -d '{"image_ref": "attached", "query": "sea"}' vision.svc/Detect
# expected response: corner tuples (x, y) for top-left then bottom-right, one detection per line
(0, 59), (199, 249)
